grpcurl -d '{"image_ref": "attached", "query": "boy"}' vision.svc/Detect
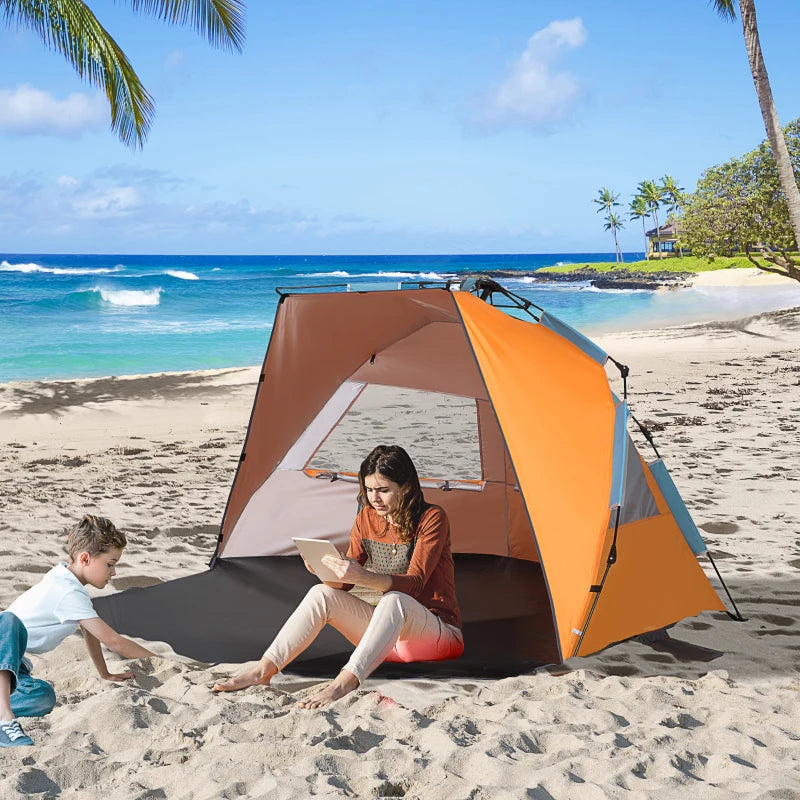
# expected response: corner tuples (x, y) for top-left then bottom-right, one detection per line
(0, 514), (155, 747)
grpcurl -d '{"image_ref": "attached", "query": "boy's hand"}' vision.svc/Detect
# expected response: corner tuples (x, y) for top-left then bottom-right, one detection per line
(102, 670), (136, 682)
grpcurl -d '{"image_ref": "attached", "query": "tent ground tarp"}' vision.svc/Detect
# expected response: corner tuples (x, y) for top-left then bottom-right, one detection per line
(95, 554), (559, 676)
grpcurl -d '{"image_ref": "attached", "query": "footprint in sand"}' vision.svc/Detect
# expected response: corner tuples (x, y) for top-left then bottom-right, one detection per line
(166, 525), (219, 538)
(700, 521), (740, 535)
(13, 564), (50, 574)
(708, 550), (736, 560)
(17, 770), (62, 797)
(758, 614), (795, 626)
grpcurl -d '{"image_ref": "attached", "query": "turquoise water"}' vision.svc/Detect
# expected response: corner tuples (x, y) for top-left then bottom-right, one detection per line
(2, 252), (798, 382)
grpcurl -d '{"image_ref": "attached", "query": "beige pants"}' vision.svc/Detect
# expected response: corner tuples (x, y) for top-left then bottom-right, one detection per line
(264, 584), (464, 684)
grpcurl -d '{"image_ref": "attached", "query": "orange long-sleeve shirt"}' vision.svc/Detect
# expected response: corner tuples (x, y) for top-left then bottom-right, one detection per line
(346, 504), (462, 629)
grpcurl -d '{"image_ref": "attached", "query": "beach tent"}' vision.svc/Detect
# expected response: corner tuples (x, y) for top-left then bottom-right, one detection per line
(96, 283), (729, 673)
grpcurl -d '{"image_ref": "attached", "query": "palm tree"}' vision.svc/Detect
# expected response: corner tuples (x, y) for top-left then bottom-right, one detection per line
(604, 212), (625, 263)
(660, 174), (686, 256)
(1, 1), (245, 148)
(637, 179), (665, 259)
(629, 195), (650, 260)
(660, 174), (685, 217)
(711, 1), (800, 263)
(592, 187), (621, 218)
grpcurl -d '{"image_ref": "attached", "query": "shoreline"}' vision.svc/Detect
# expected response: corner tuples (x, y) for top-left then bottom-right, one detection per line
(2, 268), (799, 386)
(468, 264), (800, 290)
(2, 271), (799, 387)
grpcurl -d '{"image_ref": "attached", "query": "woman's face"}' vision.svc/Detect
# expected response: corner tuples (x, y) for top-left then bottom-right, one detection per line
(363, 471), (402, 519)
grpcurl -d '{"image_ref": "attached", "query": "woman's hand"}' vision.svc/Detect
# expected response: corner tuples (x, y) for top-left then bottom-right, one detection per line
(320, 555), (362, 584)
(301, 555), (316, 576)
(320, 556), (392, 592)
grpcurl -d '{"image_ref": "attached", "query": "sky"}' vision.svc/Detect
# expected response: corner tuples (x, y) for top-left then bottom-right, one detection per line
(1, 0), (799, 256)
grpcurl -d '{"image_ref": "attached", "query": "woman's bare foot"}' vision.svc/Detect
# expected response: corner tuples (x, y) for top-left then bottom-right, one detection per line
(299, 669), (359, 709)
(212, 659), (277, 693)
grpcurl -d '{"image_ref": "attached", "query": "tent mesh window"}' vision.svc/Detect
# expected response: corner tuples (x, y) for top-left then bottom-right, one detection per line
(307, 384), (483, 484)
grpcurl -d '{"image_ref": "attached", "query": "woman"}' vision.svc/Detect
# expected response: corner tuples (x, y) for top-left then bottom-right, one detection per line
(212, 444), (464, 708)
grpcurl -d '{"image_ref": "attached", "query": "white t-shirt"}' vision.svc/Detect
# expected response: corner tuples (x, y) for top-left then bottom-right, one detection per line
(6, 563), (98, 654)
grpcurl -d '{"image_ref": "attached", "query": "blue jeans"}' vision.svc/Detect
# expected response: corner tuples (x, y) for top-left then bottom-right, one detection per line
(0, 612), (57, 718)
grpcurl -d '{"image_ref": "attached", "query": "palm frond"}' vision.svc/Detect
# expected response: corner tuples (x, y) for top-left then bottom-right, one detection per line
(2, 0), (154, 147)
(709, 0), (736, 22)
(126, 0), (245, 51)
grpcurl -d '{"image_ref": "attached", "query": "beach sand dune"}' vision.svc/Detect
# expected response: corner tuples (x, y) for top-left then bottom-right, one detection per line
(1, 307), (799, 798)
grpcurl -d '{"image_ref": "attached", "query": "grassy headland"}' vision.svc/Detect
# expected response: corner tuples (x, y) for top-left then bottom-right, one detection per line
(538, 255), (757, 274)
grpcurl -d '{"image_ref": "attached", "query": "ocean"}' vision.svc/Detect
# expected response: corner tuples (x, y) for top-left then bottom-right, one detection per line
(2, 252), (799, 383)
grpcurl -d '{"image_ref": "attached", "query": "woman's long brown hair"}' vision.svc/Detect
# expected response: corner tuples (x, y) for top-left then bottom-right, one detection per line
(357, 445), (426, 543)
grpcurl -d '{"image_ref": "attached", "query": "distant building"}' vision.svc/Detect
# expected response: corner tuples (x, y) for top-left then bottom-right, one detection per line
(646, 221), (687, 259)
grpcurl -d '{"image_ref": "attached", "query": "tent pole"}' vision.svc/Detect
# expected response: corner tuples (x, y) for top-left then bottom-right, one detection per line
(706, 552), (747, 621)
(572, 507), (621, 658)
(630, 413), (661, 460)
(608, 357), (629, 399)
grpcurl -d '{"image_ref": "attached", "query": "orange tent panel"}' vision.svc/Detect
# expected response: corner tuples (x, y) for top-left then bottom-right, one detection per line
(576, 512), (725, 656)
(454, 292), (617, 660)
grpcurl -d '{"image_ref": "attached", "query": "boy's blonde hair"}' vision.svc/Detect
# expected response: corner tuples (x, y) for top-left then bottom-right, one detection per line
(67, 515), (126, 560)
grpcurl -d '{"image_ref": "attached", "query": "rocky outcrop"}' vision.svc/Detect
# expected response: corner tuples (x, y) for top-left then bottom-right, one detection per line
(463, 268), (694, 290)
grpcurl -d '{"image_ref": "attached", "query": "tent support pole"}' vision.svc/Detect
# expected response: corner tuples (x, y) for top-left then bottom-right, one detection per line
(630, 413), (661, 460)
(706, 552), (747, 621)
(572, 507), (621, 658)
(608, 357), (629, 400)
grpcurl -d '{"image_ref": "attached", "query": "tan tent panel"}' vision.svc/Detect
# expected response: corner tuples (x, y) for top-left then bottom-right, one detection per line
(219, 290), (469, 549)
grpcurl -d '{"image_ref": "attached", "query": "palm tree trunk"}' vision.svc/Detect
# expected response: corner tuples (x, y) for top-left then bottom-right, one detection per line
(652, 209), (661, 259)
(641, 218), (647, 260)
(739, 0), (800, 249)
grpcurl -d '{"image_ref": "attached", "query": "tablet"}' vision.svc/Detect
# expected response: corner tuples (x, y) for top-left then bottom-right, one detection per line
(292, 538), (344, 583)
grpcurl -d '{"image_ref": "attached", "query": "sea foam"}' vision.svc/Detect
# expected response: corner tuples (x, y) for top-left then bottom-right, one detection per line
(295, 270), (452, 281)
(93, 287), (162, 306)
(372, 271), (452, 280)
(165, 270), (200, 281)
(298, 270), (350, 277)
(1, 260), (123, 276)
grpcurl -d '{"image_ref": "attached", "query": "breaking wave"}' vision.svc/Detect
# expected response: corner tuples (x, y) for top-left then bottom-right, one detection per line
(165, 270), (199, 281)
(91, 287), (162, 306)
(297, 270), (350, 277)
(296, 270), (452, 280)
(0, 260), (124, 276)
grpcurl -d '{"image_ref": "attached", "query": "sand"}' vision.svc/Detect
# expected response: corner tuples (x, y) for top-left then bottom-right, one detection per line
(1, 291), (800, 797)
(691, 266), (799, 287)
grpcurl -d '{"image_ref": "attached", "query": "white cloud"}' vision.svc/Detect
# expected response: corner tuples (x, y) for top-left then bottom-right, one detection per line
(0, 85), (106, 136)
(73, 186), (142, 219)
(475, 18), (588, 130)
(0, 168), (320, 243)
